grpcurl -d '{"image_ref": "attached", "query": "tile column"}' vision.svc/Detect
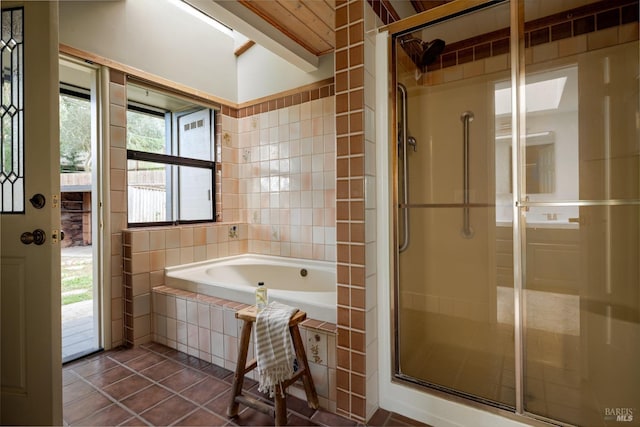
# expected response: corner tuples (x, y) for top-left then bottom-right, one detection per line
(335, 0), (367, 421)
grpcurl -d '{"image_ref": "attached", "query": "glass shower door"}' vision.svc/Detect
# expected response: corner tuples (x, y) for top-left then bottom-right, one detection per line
(394, 1), (516, 408)
(520, 2), (640, 425)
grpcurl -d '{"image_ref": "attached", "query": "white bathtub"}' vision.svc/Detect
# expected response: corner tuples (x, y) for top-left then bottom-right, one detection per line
(164, 254), (337, 323)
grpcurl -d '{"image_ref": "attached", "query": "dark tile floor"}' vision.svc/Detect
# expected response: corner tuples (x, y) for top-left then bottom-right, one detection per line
(63, 342), (427, 426)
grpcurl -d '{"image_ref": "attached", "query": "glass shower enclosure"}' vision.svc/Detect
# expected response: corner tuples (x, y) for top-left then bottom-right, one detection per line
(390, 1), (639, 425)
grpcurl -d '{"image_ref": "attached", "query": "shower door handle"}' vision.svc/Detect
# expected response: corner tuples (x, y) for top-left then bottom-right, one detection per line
(460, 111), (474, 239)
(398, 84), (410, 252)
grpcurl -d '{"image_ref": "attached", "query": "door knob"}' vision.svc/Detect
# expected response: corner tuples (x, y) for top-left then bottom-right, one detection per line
(20, 229), (46, 245)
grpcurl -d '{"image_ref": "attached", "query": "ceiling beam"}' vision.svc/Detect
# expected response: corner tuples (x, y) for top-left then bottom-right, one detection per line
(234, 40), (255, 57)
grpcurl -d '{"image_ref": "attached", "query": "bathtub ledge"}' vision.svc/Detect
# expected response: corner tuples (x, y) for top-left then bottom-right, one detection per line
(152, 285), (337, 332)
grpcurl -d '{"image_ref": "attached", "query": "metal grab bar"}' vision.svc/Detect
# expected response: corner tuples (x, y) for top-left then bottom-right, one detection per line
(398, 84), (410, 252)
(460, 111), (474, 239)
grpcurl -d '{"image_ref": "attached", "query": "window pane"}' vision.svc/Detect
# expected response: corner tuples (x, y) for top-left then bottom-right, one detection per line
(127, 159), (170, 223)
(177, 109), (212, 161)
(1, 8), (24, 213)
(179, 165), (212, 221)
(60, 94), (91, 172)
(126, 109), (166, 154)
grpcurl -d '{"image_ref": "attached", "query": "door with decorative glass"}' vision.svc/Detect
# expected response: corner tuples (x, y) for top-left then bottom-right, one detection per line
(1, 2), (62, 424)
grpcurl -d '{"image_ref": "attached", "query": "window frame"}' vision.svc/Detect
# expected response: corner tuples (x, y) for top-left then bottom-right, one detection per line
(126, 102), (217, 227)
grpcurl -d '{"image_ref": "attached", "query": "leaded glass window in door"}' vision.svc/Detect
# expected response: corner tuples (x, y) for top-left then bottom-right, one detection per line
(1, 8), (24, 213)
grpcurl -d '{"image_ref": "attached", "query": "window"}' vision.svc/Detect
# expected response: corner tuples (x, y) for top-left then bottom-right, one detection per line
(60, 86), (91, 173)
(126, 82), (216, 225)
(1, 8), (24, 213)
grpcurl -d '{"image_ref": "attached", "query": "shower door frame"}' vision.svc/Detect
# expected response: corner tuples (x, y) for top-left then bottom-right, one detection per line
(385, 0), (530, 420)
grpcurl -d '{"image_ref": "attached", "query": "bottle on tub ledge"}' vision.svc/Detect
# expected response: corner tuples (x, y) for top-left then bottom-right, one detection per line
(256, 281), (268, 312)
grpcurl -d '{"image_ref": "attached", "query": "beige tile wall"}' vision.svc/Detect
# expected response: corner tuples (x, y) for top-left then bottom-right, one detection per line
(221, 97), (337, 262)
(151, 285), (338, 412)
(109, 69), (127, 348)
(122, 224), (248, 346)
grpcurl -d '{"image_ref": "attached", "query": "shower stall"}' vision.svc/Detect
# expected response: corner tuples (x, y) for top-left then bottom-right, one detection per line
(388, 1), (639, 425)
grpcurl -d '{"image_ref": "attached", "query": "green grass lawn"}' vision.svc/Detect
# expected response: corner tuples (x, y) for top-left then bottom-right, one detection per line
(61, 252), (93, 306)
(61, 275), (93, 305)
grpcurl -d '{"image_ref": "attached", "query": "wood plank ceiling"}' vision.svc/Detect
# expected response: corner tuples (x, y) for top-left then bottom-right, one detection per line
(235, 0), (453, 57)
(237, 0), (335, 56)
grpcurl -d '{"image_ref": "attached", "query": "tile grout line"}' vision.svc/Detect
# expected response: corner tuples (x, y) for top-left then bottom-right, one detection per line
(168, 405), (228, 427)
(116, 346), (251, 425)
(64, 366), (144, 425)
(110, 351), (230, 424)
(140, 343), (327, 426)
(66, 350), (199, 425)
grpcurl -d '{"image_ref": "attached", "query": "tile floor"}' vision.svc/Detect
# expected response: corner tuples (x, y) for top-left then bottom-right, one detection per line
(63, 342), (427, 426)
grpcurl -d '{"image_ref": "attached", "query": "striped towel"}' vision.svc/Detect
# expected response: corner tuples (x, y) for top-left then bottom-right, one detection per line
(254, 301), (298, 398)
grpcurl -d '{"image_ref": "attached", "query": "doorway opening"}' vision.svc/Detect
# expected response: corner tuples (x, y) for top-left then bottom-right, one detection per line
(59, 58), (103, 363)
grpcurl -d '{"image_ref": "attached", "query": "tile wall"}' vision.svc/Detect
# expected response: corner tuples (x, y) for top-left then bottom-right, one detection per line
(122, 224), (248, 346)
(109, 70), (127, 348)
(219, 86), (337, 263)
(150, 285), (338, 412)
(238, 98), (337, 261)
(335, 0), (373, 422)
(363, 5), (381, 421)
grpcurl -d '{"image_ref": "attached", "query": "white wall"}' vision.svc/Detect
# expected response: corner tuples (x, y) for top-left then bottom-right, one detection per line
(236, 45), (334, 103)
(59, 0), (238, 102)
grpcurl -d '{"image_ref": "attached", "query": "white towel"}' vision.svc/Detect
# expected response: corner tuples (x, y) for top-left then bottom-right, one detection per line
(254, 301), (298, 398)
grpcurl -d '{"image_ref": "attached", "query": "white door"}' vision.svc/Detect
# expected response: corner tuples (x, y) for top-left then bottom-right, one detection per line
(1, 2), (62, 424)
(177, 109), (213, 220)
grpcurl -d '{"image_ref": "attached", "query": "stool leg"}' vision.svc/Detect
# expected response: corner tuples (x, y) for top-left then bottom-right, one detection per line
(227, 320), (253, 418)
(274, 384), (288, 426)
(290, 325), (319, 409)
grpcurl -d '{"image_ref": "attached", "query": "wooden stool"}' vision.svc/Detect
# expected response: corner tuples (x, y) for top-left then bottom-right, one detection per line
(227, 305), (319, 426)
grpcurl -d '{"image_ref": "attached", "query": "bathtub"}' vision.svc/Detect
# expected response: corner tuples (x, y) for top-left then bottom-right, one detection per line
(164, 254), (337, 323)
